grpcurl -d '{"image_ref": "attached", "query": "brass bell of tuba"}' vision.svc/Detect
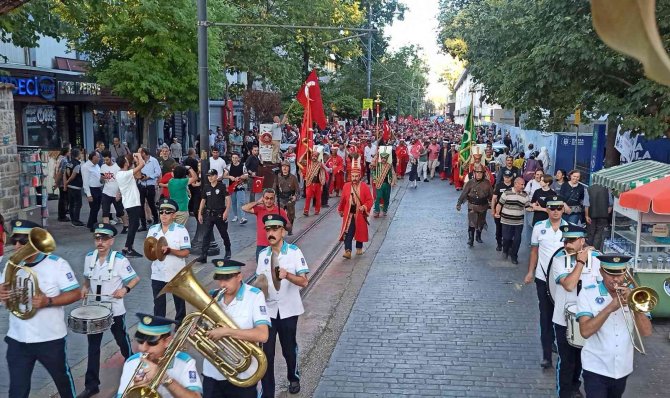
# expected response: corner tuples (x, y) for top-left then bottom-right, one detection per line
(3, 227), (55, 319)
(158, 261), (268, 387)
(615, 269), (659, 355)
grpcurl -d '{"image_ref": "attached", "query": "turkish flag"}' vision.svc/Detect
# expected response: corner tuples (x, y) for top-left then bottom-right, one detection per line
(296, 70), (327, 129)
(227, 180), (240, 194)
(252, 176), (265, 193)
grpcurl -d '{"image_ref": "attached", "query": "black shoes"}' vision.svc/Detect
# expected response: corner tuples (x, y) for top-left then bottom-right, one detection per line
(540, 359), (552, 369)
(289, 381), (301, 394)
(475, 230), (483, 243)
(71, 221), (85, 227)
(123, 248), (142, 258)
(511, 257), (519, 265)
(467, 228), (475, 247)
(76, 387), (99, 398)
(503, 252), (509, 260)
(121, 226), (128, 234)
(137, 226), (147, 232)
(423, 179), (429, 182)
(224, 249), (231, 259)
(496, 244), (502, 251)
(195, 256), (207, 264)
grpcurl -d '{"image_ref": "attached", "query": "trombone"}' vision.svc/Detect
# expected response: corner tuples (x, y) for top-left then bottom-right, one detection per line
(615, 269), (658, 355)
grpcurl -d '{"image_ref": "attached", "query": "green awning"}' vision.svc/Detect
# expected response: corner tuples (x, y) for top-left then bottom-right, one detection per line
(591, 160), (670, 194)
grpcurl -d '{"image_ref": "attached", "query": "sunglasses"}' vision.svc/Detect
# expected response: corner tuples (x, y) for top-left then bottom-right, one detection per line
(10, 235), (29, 245)
(135, 336), (164, 346)
(547, 206), (563, 211)
(264, 225), (282, 231)
(159, 210), (175, 215)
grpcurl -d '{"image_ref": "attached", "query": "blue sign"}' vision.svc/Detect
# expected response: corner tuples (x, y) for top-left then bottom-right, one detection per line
(0, 75), (56, 100)
(554, 132), (594, 182)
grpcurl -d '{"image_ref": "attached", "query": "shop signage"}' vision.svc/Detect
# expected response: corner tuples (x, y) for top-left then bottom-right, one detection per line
(58, 80), (101, 97)
(0, 75), (56, 100)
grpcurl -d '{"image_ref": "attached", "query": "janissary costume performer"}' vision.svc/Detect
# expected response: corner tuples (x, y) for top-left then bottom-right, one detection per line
(327, 144), (345, 196)
(303, 146), (326, 216)
(395, 139), (409, 179)
(372, 146), (396, 217)
(461, 145), (494, 185)
(345, 139), (361, 182)
(451, 145), (462, 190)
(338, 157), (373, 259)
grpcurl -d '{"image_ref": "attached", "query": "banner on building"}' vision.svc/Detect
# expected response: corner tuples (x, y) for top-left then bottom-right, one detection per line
(615, 128), (670, 164)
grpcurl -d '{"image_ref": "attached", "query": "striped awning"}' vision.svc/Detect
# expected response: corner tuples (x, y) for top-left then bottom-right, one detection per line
(591, 160), (670, 194)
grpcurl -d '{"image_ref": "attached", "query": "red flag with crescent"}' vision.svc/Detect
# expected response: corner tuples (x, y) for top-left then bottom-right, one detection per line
(252, 176), (265, 193)
(382, 119), (391, 141)
(296, 70), (327, 129)
(227, 180), (241, 194)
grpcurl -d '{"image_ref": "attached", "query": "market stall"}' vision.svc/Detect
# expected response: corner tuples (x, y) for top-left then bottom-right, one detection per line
(592, 161), (670, 317)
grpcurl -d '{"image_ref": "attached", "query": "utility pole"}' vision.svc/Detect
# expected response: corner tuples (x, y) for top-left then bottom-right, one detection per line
(197, 0), (209, 164)
(366, 2), (372, 98)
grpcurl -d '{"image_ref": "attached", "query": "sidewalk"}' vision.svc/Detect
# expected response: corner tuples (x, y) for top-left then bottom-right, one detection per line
(314, 179), (670, 397)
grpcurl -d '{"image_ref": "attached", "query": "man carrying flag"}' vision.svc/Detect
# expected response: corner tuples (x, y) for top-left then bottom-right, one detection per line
(295, 70), (327, 184)
(458, 103), (476, 183)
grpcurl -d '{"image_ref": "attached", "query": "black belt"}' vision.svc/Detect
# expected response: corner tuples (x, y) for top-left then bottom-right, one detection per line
(205, 208), (225, 215)
(468, 199), (488, 206)
(278, 191), (295, 199)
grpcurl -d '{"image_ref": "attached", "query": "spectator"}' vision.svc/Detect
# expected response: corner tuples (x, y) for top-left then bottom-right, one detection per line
(54, 146), (71, 222)
(158, 146), (176, 175)
(551, 169), (567, 192)
(585, 184), (613, 251)
(138, 148), (161, 231)
(0, 212), (5, 264)
(245, 146), (261, 202)
(170, 137), (183, 162)
(158, 164), (175, 199)
(110, 136), (130, 162)
(64, 148), (84, 227)
(208, 148), (227, 182)
(224, 152), (249, 224)
(513, 151), (525, 171)
(241, 188), (290, 260)
(537, 146), (551, 172)
(168, 165), (198, 225)
(495, 177), (531, 264)
(183, 148), (201, 215)
(560, 169), (588, 225)
(117, 154), (145, 257)
(100, 150), (128, 233)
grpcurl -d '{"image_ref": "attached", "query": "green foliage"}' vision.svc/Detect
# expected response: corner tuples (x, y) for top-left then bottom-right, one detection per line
(0, 0), (66, 61)
(437, 0), (670, 138)
(54, 0), (230, 129)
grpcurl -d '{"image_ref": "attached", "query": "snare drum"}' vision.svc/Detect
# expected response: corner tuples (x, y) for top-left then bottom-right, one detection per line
(565, 303), (585, 348)
(68, 305), (113, 334)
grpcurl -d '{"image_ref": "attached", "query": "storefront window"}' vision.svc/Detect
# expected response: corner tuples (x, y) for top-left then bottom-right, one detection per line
(24, 105), (60, 148)
(93, 109), (139, 152)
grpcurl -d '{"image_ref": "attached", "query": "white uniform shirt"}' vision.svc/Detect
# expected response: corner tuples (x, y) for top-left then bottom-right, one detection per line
(82, 160), (103, 197)
(552, 249), (601, 326)
(116, 351), (203, 398)
(209, 157), (227, 178)
(577, 280), (635, 379)
(148, 223), (191, 282)
(364, 146), (375, 163)
(101, 163), (121, 197)
(203, 283), (271, 380)
(256, 242), (309, 319)
(2, 254), (79, 343)
(530, 219), (568, 281)
(83, 250), (138, 316)
(117, 169), (141, 208)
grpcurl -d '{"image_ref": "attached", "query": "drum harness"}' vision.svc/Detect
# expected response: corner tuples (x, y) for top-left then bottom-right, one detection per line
(544, 248), (587, 305)
(85, 250), (119, 303)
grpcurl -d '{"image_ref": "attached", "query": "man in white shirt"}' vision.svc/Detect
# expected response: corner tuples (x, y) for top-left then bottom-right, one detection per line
(170, 137), (183, 162)
(209, 148), (227, 183)
(551, 224), (601, 398)
(78, 223), (140, 398)
(256, 215), (309, 397)
(116, 153), (145, 258)
(271, 115), (287, 163)
(363, 139), (375, 184)
(577, 255), (652, 398)
(117, 313), (202, 398)
(202, 259), (270, 398)
(148, 198), (191, 324)
(100, 150), (128, 233)
(524, 196), (568, 369)
(83, 151), (103, 231)
(0, 220), (81, 398)
(138, 148), (161, 231)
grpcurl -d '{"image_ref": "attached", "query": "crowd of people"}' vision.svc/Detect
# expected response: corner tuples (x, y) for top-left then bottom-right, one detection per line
(0, 115), (650, 398)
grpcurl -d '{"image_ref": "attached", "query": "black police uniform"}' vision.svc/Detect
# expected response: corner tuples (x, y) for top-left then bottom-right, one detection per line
(200, 181), (232, 260)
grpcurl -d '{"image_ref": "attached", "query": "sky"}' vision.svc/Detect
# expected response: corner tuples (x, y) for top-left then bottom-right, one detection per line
(385, 0), (454, 106)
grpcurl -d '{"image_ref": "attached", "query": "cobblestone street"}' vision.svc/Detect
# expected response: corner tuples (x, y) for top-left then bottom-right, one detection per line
(314, 179), (670, 397)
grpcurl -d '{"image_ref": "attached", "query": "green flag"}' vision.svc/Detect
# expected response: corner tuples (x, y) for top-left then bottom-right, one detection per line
(459, 103), (476, 174)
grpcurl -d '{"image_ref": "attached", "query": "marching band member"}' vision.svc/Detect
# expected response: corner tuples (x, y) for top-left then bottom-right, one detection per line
(523, 196), (568, 370)
(371, 147), (396, 218)
(202, 259), (270, 398)
(0, 220), (81, 398)
(577, 255), (652, 398)
(338, 157), (373, 259)
(257, 214), (309, 397)
(148, 198), (191, 324)
(78, 223), (140, 398)
(117, 313), (202, 398)
(551, 224), (601, 398)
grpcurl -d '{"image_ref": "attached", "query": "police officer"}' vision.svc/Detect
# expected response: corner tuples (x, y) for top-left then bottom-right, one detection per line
(491, 169), (514, 251)
(148, 198), (191, 324)
(202, 259), (271, 398)
(276, 160), (299, 235)
(456, 163), (493, 247)
(551, 224), (601, 398)
(523, 196), (568, 370)
(196, 169), (232, 262)
(78, 223), (140, 398)
(0, 220), (81, 398)
(256, 215), (309, 397)
(577, 255), (652, 398)
(117, 313), (203, 397)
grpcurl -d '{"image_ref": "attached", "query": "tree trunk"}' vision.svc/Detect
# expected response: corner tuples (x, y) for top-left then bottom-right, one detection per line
(302, 45), (310, 80)
(604, 118), (620, 168)
(141, 106), (156, 150)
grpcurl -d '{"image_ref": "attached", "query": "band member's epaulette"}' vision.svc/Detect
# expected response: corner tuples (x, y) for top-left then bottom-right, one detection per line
(249, 286), (261, 294)
(47, 254), (62, 261)
(86, 250), (95, 256)
(287, 243), (299, 251)
(126, 353), (141, 363)
(176, 352), (193, 362)
(115, 252), (126, 259)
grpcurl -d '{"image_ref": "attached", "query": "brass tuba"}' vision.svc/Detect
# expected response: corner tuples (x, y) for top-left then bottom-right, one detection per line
(158, 261), (267, 387)
(3, 227), (55, 319)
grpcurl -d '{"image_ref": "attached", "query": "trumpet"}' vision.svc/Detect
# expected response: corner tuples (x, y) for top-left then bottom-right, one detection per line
(614, 269), (658, 355)
(3, 228), (54, 319)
